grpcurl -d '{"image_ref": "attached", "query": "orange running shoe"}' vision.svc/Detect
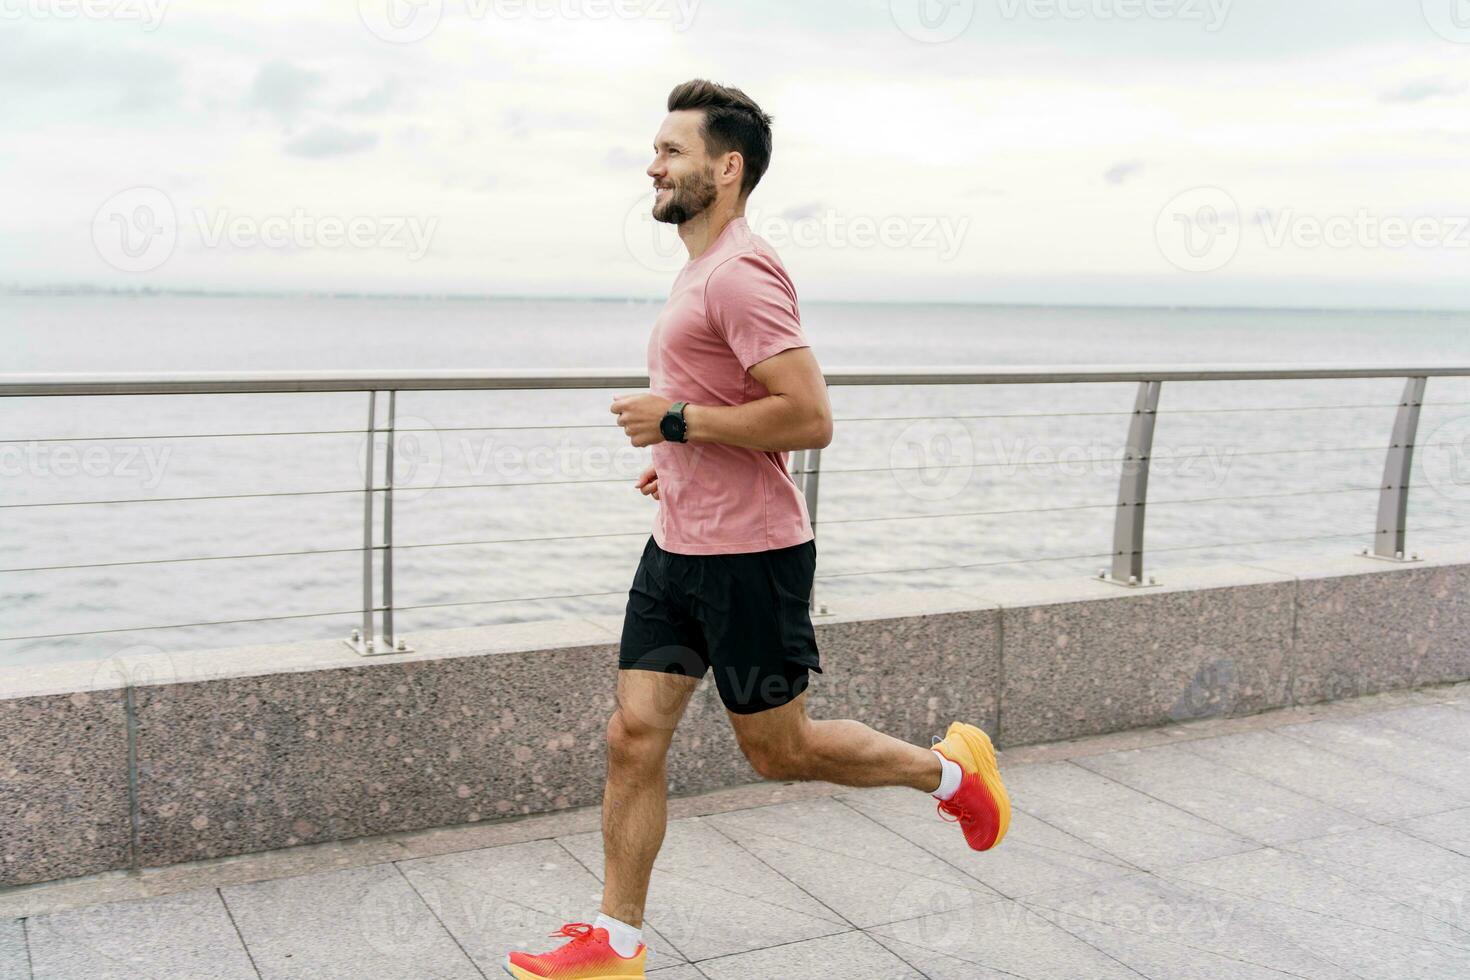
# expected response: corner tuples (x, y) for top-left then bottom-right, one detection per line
(932, 721), (1011, 851)
(504, 922), (646, 980)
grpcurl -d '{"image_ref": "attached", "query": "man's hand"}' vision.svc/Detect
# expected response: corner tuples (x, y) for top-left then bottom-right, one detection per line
(635, 465), (659, 500)
(611, 393), (674, 448)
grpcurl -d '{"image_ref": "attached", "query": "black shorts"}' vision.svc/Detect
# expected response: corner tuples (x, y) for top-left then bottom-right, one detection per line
(619, 534), (822, 715)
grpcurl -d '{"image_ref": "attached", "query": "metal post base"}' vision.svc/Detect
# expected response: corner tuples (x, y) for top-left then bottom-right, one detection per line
(1359, 548), (1422, 564)
(1098, 570), (1163, 588)
(343, 629), (413, 656)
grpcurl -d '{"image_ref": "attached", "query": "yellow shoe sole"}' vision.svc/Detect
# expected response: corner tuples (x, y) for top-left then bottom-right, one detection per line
(938, 722), (1012, 848)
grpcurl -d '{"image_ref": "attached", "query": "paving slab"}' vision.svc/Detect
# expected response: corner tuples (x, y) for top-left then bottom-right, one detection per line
(837, 786), (1135, 900)
(24, 887), (255, 980)
(1000, 760), (1259, 872)
(0, 920), (28, 980)
(557, 817), (845, 925)
(1283, 824), (1470, 943)
(1168, 846), (1470, 952)
(1371, 702), (1470, 750)
(1075, 742), (1367, 845)
(1162, 871), (1470, 980)
(1274, 715), (1470, 796)
(1036, 905), (1321, 979)
(557, 823), (850, 961)
(1020, 868), (1359, 979)
(1394, 806), (1470, 857)
(869, 899), (1142, 979)
(698, 930), (923, 980)
(220, 863), (481, 979)
(1178, 728), (1469, 821)
(705, 798), (1004, 928)
(395, 837), (687, 970)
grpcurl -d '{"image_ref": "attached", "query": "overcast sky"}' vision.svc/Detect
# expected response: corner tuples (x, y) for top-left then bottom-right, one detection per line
(3, 0), (1469, 308)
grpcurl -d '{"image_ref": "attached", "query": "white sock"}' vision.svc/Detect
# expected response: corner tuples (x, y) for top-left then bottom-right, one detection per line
(594, 914), (642, 958)
(932, 750), (963, 802)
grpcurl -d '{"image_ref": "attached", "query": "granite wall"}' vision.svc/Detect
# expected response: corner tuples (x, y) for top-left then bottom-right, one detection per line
(2, 547), (1466, 887)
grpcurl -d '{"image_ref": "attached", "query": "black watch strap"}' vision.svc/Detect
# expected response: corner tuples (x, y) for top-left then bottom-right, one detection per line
(664, 401), (688, 442)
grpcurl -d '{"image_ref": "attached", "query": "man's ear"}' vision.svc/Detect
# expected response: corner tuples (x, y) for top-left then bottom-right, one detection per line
(722, 151), (744, 188)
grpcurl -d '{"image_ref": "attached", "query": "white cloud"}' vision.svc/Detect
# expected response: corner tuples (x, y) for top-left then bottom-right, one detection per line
(248, 59), (324, 121)
(283, 125), (380, 158)
(2, 1), (1469, 308)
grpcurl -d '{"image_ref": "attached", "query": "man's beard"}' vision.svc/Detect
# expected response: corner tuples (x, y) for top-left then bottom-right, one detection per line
(652, 167), (717, 225)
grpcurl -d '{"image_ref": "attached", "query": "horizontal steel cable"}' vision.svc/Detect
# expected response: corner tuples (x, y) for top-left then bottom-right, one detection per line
(0, 475), (637, 509)
(0, 428), (364, 445)
(0, 529), (654, 574)
(1146, 522), (1470, 555)
(0, 545), (365, 575)
(0, 608), (362, 643)
(11, 523), (1468, 642)
(7, 443), (1450, 509)
(820, 444), (1395, 477)
(1148, 486), (1381, 506)
(0, 484), (1394, 572)
(0, 421), (634, 444)
(814, 550), (1116, 580)
(392, 589), (628, 613)
(836, 403), (1405, 423)
(8, 399), (1441, 443)
(818, 502), (1114, 526)
(814, 522), (1470, 582)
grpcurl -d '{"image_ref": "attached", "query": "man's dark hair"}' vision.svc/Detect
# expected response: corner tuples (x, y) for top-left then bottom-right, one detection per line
(667, 79), (773, 199)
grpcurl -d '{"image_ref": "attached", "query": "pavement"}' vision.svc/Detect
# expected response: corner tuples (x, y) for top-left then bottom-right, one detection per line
(3, 680), (1470, 979)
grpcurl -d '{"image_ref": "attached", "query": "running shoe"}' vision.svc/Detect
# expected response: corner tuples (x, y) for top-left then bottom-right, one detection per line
(504, 922), (646, 980)
(932, 721), (1011, 851)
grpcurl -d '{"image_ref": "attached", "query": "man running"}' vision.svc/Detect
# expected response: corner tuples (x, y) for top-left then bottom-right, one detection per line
(505, 79), (1010, 980)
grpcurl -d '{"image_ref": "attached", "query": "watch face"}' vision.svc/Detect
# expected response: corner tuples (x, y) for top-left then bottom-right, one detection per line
(661, 414), (682, 442)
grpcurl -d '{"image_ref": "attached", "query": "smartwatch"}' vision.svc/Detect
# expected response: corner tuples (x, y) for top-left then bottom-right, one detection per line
(660, 401), (689, 443)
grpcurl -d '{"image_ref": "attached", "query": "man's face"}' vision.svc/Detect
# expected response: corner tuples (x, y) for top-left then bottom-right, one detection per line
(648, 109), (718, 226)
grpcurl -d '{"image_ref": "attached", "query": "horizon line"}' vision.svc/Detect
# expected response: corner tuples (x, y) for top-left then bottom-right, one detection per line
(5, 283), (1469, 318)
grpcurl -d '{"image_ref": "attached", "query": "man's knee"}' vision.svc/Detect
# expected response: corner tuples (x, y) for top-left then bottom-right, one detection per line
(606, 708), (672, 772)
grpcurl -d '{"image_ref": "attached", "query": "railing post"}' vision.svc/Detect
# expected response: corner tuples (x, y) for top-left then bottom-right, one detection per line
(380, 390), (409, 650)
(346, 389), (412, 655)
(1104, 380), (1163, 587)
(1365, 376), (1427, 563)
(793, 448), (827, 614)
(349, 391), (378, 652)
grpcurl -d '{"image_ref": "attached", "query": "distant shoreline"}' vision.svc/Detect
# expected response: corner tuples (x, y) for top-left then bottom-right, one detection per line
(4, 285), (1467, 317)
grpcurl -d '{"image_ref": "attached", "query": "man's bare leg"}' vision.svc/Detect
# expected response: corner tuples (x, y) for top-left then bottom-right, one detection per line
(727, 693), (942, 790)
(599, 669), (700, 927)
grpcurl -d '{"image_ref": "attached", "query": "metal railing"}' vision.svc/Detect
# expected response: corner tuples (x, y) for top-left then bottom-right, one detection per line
(3, 364), (1468, 655)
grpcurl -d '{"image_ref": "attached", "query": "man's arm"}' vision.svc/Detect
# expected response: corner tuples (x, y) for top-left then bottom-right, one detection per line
(683, 346), (832, 452)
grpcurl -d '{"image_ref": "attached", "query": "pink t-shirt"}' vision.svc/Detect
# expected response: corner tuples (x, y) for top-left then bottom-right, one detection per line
(647, 217), (816, 555)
